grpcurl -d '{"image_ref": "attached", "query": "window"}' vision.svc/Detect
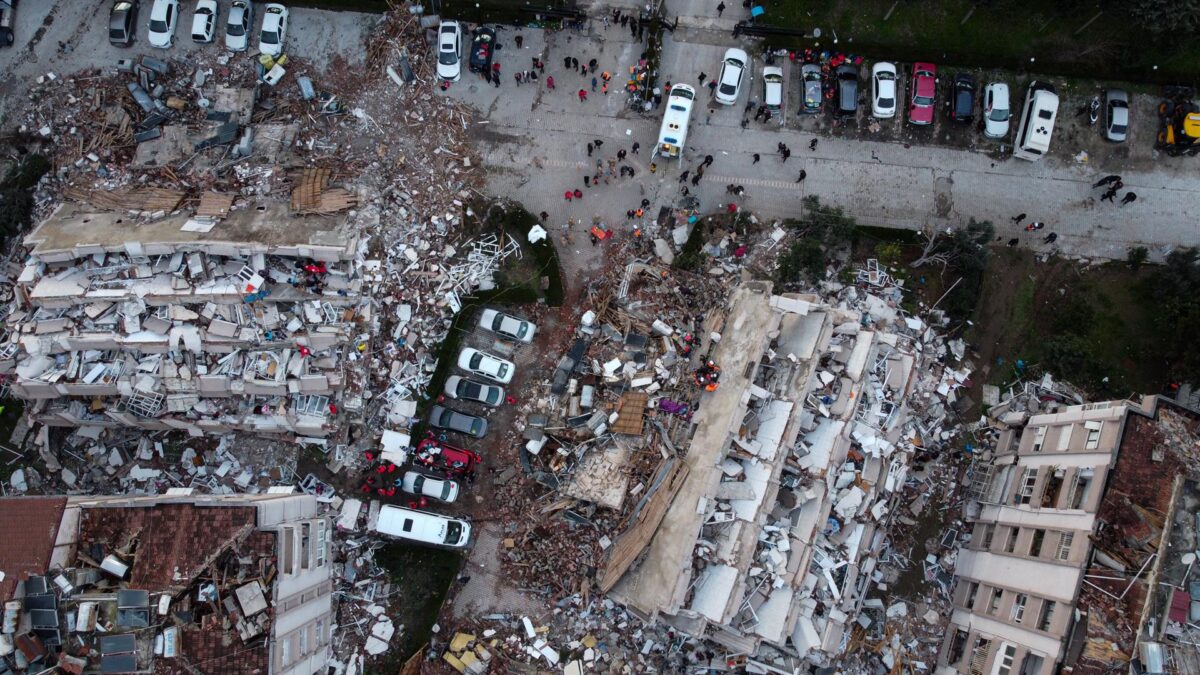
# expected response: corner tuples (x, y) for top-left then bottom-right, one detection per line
(1056, 532), (1074, 561)
(1039, 600), (1057, 631)
(1004, 527), (1019, 553)
(964, 581), (980, 609)
(969, 637), (993, 675)
(1068, 469), (1094, 509)
(974, 524), (994, 550)
(1015, 468), (1038, 505)
(992, 643), (1017, 675)
(298, 626), (309, 655)
(1055, 425), (1072, 451)
(1084, 421), (1103, 449)
(948, 629), (970, 664)
(1029, 529), (1045, 557)
(300, 523), (312, 570)
(281, 527), (295, 574)
(989, 588), (1003, 615)
(1032, 426), (1046, 452)
(316, 519), (328, 567)
(1041, 469), (1065, 508)
(280, 637), (292, 666)
(1011, 593), (1028, 623)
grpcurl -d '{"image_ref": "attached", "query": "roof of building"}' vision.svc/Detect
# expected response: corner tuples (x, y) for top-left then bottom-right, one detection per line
(24, 201), (357, 262)
(78, 502), (275, 591)
(0, 497), (67, 601)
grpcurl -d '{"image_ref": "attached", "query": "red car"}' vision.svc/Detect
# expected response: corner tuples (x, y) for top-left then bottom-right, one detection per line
(909, 62), (937, 125)
(414, 438), (481, 476)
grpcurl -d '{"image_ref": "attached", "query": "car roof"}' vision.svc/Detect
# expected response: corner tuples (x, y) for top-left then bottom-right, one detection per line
(915, 71), (936, 96)
(150, 1), (172, 20)
(988, 83), (1010, 106)
(723, 47), (748, 63)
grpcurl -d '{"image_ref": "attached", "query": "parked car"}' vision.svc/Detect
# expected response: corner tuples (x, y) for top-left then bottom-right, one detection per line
(457, 347), (514, 384)
(225, 0), (253, 51)
(375, 505), (471, 548)
(714, 48), (748, 106)
(109, 0), (140, 47)
(428, 405), (488, 438)
(982, 82), (1011, 139)
(0, 0), (17, 47)
(191, 0), (217, 43)
(908, 62), (937, 125)
(436, 20), (462, 81)
(762, 66), (783, 112)
(479, 309), (536, 343)
(468, 26), (495, 73)
(413, 438), (481, 475)
(950, 73), (976, 123)
(801, 63), (822, 114)
(444, 375), (504, 407)
(871, 62), (897, 118)
(147, 0), (179, 48)
(835, 63), (858, 116)
(401, 472), (460, 503)
(258, 2), (288, 57)
(1105, 88), (1129, 142)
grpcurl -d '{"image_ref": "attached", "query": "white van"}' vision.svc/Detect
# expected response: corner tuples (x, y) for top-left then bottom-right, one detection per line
(375, 505), (471, 548)
(1013, 82), (1059, 161)
(656, 84), (696, 162)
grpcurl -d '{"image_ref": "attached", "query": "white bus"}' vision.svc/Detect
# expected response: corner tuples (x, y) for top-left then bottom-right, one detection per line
(1013, 81), (1059, 161)
(375, 505), (472, 548)
(656, 84), (696, 163)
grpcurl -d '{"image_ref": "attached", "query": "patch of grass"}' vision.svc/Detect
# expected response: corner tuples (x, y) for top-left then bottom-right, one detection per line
(488, 202), (565, 307)
(373, 543), (465, 668)
(765, 0), (1200, 82)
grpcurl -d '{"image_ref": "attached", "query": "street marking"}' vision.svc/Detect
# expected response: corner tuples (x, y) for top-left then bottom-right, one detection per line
(536, 159), (804, 191)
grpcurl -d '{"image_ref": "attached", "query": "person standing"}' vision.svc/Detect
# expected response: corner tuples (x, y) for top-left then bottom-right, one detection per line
(1120, 192), (1137, 205)
(589, 58), (598, 71)
(618, 149), (627, 161)
(809, 138), (818, 151)
(591, 76), (598, 91)
(564, 56), (572, 69)
(703, 154), (714, 168)
(782, 147), (791, 162)
(546, 75), (555, 89)
(1092, 174), (1121, 188)
(1101, 188), (1117, 202)
(679, 170), (690, 183)
(795, 169), (807, 183)
(691, 172), (702, 186)
(515, 35), (524, 49)
(578, 89), (588, 102)
(698, 72), (708, 86)
(752, 153), (760, 164)
(587, 142), (593, 157)
(717, 1), (726, 16)
(571, 57), (579, 70)
(632, 142), (640, 154)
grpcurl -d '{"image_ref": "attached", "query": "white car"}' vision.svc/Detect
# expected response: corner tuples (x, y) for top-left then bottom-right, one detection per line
(259, 2), (288, 57)
(714, 48), (748, 106)
(761, 66), (783, 112)
(479, 309), (536, 343)
(436, 20), (462, 82)
(457, 347), (515, 384)
(401, 472), (460, 503)
(191, 0), (217, 43)
(226, 0), (254, 52)
(982, 82), (1011, 139)
(147, 0), (180, 48)
(444, 375), (504, 407)
(871, 62), (897, 118)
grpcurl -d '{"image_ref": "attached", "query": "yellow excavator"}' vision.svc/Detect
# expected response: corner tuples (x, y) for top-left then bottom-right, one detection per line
(1157, 86), (1200, 157)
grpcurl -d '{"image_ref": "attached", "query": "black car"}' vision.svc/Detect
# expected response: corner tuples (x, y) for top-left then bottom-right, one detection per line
(835, 64), (858, 116)
(950, 73), (976, 123)
(468, 26), (495, 74)
(109, 0), (139, 47)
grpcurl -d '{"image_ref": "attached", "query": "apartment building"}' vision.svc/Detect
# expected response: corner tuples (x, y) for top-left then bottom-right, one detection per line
(1, 198), (366, 437)
(939, 399), (1151, 675)
(0, 491), (334, 674)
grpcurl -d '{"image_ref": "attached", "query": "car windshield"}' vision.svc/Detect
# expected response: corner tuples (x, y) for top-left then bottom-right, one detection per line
(915, 94), (934, 106)
(470, 419), (483, 434)
(1110, 124), (1127, 134)
(485, 387), (500, 404)
(877, 72), (895, 82)
(496, 363), (509, 378)
(469, 353), (482, 369)
(411, 475), (425, 491)
(673, 87), (694, 100)
(765, 74), (783, 83)
(989, 108), (1009, 122)
(439, 48), (457, 66)
(445, 521), (463, 544)
(515, 322), (528, 338)
(878, 97), (894, 108)
(804, 72), (820, 82)
(719, 83), (736, 96)
(461, 381), (480, 398)
(440, 481), (454, 500)
(261, 29), (278, 44)
(150, 19), (168, 32)
(228, 11), (245, 35)
(724, 57), (743, 68)
(109, 28), (126, 39)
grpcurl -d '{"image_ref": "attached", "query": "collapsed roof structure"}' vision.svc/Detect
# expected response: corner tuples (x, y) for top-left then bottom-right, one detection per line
(0, 492), (333, 674)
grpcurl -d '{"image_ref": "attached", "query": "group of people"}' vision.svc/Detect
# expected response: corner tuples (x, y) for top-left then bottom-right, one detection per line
(566, 139), (643, 202)
(1093, 174), (1137, 205)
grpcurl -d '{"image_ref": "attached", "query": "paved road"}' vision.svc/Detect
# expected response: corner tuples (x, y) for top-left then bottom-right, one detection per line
(451, 8), (1200, 262)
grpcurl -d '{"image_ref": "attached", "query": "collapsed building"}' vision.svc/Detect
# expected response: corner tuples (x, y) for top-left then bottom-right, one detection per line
(941, 391), (1200, 675)
(1, 193), (365, 438)
(568, 274), (972, 671)
(0, 491), (333, 674)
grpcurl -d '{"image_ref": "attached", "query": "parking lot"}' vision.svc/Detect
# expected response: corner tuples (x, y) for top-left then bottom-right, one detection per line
(0, 0), (377, 123)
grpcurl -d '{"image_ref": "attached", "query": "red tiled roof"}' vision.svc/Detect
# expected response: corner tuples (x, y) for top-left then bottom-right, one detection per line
(0, 497), (67, 601)
(77, 503), (275, 591)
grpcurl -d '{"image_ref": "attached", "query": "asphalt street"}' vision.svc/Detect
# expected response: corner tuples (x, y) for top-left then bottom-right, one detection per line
(451, 1), (1200, 262)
